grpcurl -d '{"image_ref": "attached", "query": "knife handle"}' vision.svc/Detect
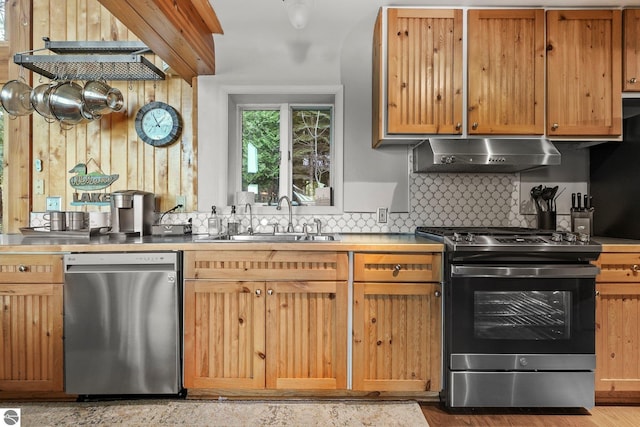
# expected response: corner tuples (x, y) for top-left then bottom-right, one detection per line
(576, 193), (582, 210)
(571, 193), (576, 210)
(583, 194), (588, 210)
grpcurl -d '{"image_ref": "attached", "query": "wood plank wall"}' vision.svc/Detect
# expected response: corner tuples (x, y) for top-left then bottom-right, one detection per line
(30, 0), (196, 214)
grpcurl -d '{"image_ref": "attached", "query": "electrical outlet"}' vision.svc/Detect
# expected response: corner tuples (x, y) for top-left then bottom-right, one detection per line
(35, 179), (45, 195)
(176, 195), (186, 211)
(46, 196), (62, 211)
(377, 207), (388, 224)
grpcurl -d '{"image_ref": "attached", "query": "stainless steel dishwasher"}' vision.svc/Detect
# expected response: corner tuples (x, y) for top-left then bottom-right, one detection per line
(64, 252), (182, 396)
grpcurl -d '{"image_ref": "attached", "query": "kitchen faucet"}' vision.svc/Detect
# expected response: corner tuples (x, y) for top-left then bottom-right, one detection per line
(276, 195), (294, 233)
(244, 203), (254, 235)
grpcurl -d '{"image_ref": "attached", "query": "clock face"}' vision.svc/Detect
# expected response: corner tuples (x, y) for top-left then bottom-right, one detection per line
(135, 102), (182, 147)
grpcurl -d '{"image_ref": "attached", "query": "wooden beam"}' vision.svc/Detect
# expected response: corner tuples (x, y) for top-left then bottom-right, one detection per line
(96, 0), (220, 84)
(4, 0), (32, 233)
(192, 0), (224, 34)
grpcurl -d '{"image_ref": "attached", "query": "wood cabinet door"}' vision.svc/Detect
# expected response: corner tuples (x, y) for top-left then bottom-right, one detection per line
(265, 281), (348, 390)
(546, 10), (622, 137)
(387, 8), (463, 135)
(352, 282), (441, 392)
(467, 9), (544, 135)
(595, 283), (640, 393)
(183, 280), (266, 390)
(0, 284), (63, 392)
(624, 9), (640, 92)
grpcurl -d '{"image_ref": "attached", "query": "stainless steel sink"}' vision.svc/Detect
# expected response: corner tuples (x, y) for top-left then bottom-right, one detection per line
(193, 233), (340, 242)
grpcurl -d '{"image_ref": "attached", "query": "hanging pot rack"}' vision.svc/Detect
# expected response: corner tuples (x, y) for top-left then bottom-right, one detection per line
(13, 38), (165, 81)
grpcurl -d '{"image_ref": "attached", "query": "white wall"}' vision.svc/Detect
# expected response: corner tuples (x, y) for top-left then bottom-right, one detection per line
(197, 6), (409, 214)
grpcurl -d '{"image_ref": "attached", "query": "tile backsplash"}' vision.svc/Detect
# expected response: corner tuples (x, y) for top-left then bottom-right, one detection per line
(31, 174), (570, 234)
(177, 172), (568, 234)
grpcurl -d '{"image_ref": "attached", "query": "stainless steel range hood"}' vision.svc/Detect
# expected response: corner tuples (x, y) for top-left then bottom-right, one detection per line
(413, 138), (561, 173)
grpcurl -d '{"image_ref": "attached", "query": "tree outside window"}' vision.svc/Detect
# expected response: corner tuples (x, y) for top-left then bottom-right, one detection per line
(241, 106), (333, 206)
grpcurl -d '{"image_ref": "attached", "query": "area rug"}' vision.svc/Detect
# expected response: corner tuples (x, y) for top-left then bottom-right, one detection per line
(14, 400), (429, 426)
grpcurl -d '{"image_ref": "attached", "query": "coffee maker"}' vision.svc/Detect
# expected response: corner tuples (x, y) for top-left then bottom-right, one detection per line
(110, 190), (155, 236)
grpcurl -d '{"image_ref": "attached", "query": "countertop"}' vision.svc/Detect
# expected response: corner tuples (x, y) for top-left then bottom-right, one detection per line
(0, 232), (443, 253)
(2, 231), (639, 254)
(594, 236), (640, 252)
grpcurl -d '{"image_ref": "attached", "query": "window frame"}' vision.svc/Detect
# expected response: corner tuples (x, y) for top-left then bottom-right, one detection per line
(197, 85), (344, 215)
(236, 103), (336, 208)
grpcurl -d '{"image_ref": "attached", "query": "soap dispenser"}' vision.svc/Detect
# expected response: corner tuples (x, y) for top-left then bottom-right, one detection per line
(208, 205), (222, 236)
(227, 205), (240, 236)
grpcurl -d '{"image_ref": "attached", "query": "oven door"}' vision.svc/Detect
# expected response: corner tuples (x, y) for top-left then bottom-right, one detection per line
(448, 263), (597, 364)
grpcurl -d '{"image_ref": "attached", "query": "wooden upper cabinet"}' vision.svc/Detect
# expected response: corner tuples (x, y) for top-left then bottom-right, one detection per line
(373, 8), (463, 147)
(624, 9), (640, 92)
(546, 10), (622, 137)
(467, 9), (545, 135)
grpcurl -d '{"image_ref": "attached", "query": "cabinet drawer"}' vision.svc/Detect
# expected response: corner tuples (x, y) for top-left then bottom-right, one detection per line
(184, 250), (348, 281)
(595, 253), (640, 283)
(354, 253), (441, 283)
(0, 254), (63, 284)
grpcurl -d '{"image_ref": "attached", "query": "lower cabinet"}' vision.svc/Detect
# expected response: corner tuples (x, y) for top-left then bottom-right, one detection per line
(352, 253), (442, 392)
(0, 254), (64, 393)
(183, 250), (348, 391)
(594, 252), (640, 402)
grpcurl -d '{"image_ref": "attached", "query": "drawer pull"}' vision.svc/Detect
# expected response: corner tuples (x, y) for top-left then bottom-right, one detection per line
(632, 264), (640, 273)
(18, 264), (28, 272)
(393, 264), (402, 277)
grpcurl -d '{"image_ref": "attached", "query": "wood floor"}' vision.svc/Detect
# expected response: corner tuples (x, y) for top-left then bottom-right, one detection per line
(420, 404), (640, 426)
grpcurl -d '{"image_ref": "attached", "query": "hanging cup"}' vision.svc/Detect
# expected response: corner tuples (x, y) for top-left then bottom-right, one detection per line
(82, 80), (124, 115)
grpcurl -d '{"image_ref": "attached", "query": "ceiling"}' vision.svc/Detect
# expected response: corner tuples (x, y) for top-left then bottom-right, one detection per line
(210, 0), (640, 75)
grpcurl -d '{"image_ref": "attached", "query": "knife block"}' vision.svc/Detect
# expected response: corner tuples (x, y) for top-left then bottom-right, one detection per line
(571, 209), (593, 236)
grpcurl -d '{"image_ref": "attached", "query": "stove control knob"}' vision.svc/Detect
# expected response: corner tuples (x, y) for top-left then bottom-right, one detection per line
(551, 232), (563, 242)
(564, 233), (577, 243)
(465, 233), (475, 243)
(519, 357), (528, 367)
(452, 232), (462, 242)
(577, 233), (590, 243)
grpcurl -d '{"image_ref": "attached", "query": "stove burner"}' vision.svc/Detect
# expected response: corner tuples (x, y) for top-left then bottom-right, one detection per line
(415, 226), (601, 256)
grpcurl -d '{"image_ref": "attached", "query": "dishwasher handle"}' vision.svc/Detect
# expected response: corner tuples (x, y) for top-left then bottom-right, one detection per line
(65, 263), (178, 273)
(64, 252), (179, 272)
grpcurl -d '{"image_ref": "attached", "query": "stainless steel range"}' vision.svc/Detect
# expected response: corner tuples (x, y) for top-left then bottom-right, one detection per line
(415, 227), (601, 409)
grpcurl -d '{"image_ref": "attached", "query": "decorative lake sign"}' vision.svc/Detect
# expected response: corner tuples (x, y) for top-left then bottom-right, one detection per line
(69, 162), (119, 206)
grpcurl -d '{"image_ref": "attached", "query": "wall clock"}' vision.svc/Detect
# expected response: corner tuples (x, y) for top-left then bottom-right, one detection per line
(135, 101), (182, 147)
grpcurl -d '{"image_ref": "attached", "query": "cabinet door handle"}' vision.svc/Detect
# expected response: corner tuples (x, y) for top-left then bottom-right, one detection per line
(267, 289), (274, 296)
(472, 122), (478, 130)
(18, 264), (28, 272)
(632, 264), (640, 273)
(551, 123), (559, 131)
(455, 122), (461, 131)
(434, 290), (441, 297)
(255, 289), (262, 297)
(630, 77), (638, 84)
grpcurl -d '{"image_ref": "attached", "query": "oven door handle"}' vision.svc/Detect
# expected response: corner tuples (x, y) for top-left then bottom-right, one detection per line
(451, 264), (600, 278)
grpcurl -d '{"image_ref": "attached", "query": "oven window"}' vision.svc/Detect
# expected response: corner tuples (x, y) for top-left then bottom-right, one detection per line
(474, 291), (571, 340)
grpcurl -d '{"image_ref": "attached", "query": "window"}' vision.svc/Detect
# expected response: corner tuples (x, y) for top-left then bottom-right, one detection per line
(240, 105), (333, 206)
(0, 2), (5, 41)
(196, 85), (343, 214)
